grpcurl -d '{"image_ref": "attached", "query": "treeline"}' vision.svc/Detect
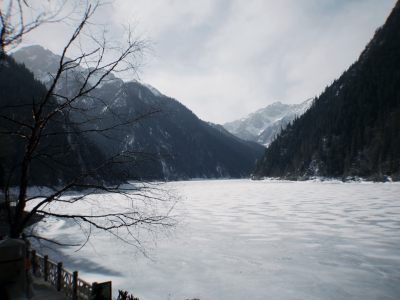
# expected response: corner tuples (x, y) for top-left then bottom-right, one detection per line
(0, 54), (112, 188)
(252, 2), (400, 181)
(1, 51), (266, 188)
(105, 81), (266, 180)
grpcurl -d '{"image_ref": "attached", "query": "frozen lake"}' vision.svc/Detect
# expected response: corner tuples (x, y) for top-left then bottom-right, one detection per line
(31, 179), (400, 300)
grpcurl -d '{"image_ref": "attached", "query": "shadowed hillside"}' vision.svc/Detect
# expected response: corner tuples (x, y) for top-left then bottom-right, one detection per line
(252, 1), (400, 181)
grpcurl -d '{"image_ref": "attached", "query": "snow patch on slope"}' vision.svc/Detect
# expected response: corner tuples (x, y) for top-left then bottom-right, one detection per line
(143, 84), (163, 97)
(223, 98), (313, 146)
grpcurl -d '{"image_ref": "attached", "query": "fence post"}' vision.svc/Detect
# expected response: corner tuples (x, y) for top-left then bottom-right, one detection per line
(91, 282), (98, 297)
(44, 255), (49, 281)
(31, 250), (37, 276)
(57, 262), (63, 291)
(72, 271), (78, 300)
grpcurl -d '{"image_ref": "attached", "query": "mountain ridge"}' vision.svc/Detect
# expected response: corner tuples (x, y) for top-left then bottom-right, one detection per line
(252, 2), (400, 182)
(10, 46), (265, 182)
(223, 98), (313, 146)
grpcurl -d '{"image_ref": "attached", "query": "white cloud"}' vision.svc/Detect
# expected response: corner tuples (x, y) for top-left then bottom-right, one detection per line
(14, 0), (398, 123)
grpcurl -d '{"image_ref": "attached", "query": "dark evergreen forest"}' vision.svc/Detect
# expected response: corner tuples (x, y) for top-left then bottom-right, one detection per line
(252, 2), (400, 181)
(0, 55), (112, 188)
(0, 52), (265, 189)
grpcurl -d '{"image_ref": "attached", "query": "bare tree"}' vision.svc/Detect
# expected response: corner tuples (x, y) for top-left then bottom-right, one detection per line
(0, 1), (181, 255)
(1, 0), (80, 53)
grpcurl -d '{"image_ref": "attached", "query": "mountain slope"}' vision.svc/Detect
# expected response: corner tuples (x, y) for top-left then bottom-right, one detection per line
(11, 46), (265, 180)
(89, 81), (266, 179)
(0, 54), (111, 188)
(223, 99), (312, 146)
(252, 1), (400, 181)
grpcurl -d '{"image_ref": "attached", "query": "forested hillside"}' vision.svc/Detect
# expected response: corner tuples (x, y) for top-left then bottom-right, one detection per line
(0, 54), (111, 188)
(1, 48), (265, 188)
(252, 1), (400, 181)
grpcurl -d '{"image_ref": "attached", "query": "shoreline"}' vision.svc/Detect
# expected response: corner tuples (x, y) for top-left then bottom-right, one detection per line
(250, 174), (400, 183)
(0, 208), (44, 237)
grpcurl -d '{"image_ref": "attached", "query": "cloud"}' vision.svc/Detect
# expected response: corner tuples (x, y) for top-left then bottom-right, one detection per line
(121, 0), (396, 124)
(16, 0), (398, 124)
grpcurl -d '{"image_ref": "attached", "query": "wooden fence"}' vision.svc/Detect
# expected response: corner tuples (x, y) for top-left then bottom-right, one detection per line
(29, 250), (200, 300)
(30, 250), (93, 300)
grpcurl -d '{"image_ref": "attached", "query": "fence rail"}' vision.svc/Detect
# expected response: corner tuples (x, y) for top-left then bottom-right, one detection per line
(30, 250), (196, 300)
(30, 250), (93, 300)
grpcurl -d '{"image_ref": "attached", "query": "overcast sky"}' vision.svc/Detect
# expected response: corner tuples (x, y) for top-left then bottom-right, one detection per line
(20, 0), (397, 124)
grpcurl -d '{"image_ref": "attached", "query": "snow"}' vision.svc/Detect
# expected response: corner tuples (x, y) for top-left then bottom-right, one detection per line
(26, 180), (400, 300)
(143, 83), (163, 97)
(224, 99), (314, 143)
(86, 69), (120, 89)
(87, 71), (107, 88)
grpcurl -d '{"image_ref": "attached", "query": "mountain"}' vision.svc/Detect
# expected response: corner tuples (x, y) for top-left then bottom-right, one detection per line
(223, 99), (313, 146)
(252, 1), (400, 182)
(10, 46), (265, 181)
(0, 54), (111, 188)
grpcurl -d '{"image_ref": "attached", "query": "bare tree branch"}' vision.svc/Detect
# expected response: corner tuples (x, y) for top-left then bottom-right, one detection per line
(0, 0), (181, 257)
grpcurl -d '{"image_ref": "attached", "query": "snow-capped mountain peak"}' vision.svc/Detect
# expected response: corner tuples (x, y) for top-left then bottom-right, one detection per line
(223, 98), (313, 146)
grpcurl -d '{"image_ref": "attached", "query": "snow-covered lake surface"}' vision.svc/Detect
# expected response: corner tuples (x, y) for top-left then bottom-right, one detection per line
(29, 179), (400, 300)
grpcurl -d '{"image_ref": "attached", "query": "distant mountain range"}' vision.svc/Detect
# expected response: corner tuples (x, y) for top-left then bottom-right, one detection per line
(5, 46), (265, 185)
(14, 45), (312, 149)
(223, 99), (313, 146)
(252, 1), (400, 181)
